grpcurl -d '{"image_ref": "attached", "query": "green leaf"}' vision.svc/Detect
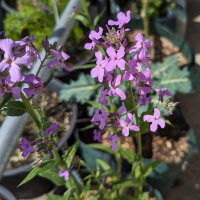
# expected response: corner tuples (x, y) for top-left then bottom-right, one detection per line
(96, 159), (111, 171)
(72, 64), (95, 70)
(0, 93), (12, 109)
(86, 100), (110, 113)
(140, 192), (149, 200)
(151, 56), (178, 78)
(154, 67), (192, 94)
(113, 179), (139, 190)
(39, 169), (65, 186)
(87, 143), (114, 154)
(80, 124), (94, 131)
(0, 101), (26, 116)
(151, 56), (192, 94)
(119, 194), (134, 200)
(45, 194), (66, 200)
(117, 144), (135, 164)
(59, 73), (99, 104)
(73, 14), (89, 27)
(64, 187), (76, 199)
(63, 142), (79, 168)
(94, 8), (106, 27)
(135, 165), (141, 180)
(18, 160), (54, 187)
(144, 160), (161, 177)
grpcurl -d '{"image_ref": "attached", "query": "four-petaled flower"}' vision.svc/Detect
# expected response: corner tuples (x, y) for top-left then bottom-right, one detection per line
(143, 108), (165, 132)
(84, 27), (103, 50)
(107, 132), (119, 151)
(90, 50), (108, 82)
(108, 10), (131, 28)
(93, 129), (102, 142)
(129, 33), (151, 63)
(23, 74), (44, 98)
(107, 74), (126, 100)
(47, 49), (72, 71)
(0, 77), (21, 99)
(19, 138), (34, 157)
(106, 46), (126, 72)
(119, 113), (140, 136)
(43, 123), (58, 136)
(155, 88), (173, 102)
(0, 38), (29, 83)
(59, 170), (70, 181)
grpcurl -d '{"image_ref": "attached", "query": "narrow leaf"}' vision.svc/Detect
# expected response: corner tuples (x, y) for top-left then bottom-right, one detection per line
(87, 143), (114, 154)
(96, 159), (111, 171)
(18, 160), (53, 186)
(144, 160), (161, 177)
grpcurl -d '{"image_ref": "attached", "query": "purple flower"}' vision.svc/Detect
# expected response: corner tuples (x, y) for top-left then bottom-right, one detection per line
(93, 129), (102, 142)
(138, 94), (151, 106)
(59, 170), (70, 181)
(124, 61), (148, 87)
(19, 138), (34, 157)
(143, 108), (165, 132)
(117, 102), (127, 115)
(155, 88), (173, 102)
(106, 46), (126, 72)
(0, 77), (21, 99)
(129, 33), (151, 63)
(84, 27), (103, 50)
(91, 51), (108, 82)
(108, 10), (131, 28)
(23, 74), (44, 98)
(98, 86), (108, 106)
(107, 132), (119, 151)
(107, 74), (126, 100)
(43, 123), (58, 136)
(91, 107), (108, 130)
(119, 113), (140, 136)
(0, 38), (29, 83)
(16, 35), (41, 61)
(47, 49), (72, 71)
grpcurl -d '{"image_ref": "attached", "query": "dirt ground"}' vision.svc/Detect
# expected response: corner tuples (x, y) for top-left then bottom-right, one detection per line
(165, 0), (200, 199)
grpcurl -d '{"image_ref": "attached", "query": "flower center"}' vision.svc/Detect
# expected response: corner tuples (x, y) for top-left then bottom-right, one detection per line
(2, 85), (7, 92)
(133, 73), (138, 78)
(7, 59), (12, 64)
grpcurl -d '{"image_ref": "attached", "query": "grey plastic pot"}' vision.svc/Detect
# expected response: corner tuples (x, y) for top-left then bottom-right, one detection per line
(0, 78), (78, 199)
(0, 185), (17, 200)
(0, 0), (82, 179)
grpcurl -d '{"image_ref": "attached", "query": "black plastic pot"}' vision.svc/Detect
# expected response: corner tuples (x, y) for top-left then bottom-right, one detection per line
(144, 108), (197, 195)
(0, 185), (17, 200)
(130, 15), (194, 68)
(0, 79), (78, 199)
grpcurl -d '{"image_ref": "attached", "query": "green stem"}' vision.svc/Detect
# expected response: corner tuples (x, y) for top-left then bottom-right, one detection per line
(128, 81), (143, 199)
(36, 54), (48, 77)
(52, 148), (66, 168)
(142, 0), (149, 37)
(21, 92), (41, 129)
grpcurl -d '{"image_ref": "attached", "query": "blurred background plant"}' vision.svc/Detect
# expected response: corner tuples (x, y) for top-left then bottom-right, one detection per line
(3, 0), (84, 50)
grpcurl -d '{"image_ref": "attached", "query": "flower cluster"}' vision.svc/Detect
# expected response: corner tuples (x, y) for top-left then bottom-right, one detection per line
(85, 10), (177, 150)
(0, 35), (71, 100)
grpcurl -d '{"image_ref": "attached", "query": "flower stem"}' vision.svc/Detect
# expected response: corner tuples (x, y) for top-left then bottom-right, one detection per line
(36, 54), (48, 77)
(21, 92), (41, 129)
(128, 81), (143, 199)
(141, 0), (149, 37)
